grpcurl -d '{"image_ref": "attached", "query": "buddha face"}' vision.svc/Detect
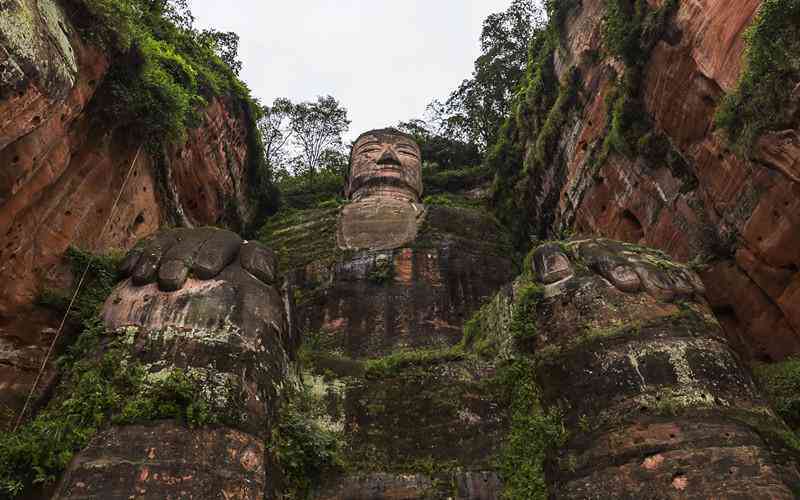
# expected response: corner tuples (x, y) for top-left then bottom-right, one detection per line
(347, 129), (423, 202)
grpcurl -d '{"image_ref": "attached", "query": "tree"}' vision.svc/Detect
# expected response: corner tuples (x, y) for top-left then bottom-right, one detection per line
(289, 95), (350, 176)
(319, 149), (349, 178)
(435, 0), (546, 150)
(259, 98), (295, 171)
(137, 1), (242, 75)
(199, 29), (243, 76)
(140, 0), (195, 30)
(258, 96), (350, 178)
(397, 118), (481, 170)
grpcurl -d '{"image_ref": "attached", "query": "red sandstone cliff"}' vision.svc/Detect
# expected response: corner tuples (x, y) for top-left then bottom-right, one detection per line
(532, 0), (799, 362)
(0, 0), (259, 424)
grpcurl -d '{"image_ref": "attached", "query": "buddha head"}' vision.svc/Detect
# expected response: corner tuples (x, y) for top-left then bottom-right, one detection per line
(347, 128), (423, 202)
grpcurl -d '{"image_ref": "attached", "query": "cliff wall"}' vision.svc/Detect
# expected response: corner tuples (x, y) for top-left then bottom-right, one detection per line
(503, 0), (799, 363)
(0, 0), (263, 428)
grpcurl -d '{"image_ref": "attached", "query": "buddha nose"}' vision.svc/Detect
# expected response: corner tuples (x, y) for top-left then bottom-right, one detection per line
(376, 147), (402, 166)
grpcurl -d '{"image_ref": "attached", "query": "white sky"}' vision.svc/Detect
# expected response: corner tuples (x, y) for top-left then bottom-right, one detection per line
(190, 0), (514, 141)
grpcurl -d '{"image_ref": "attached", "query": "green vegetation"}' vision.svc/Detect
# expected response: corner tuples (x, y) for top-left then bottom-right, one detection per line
(114, 368), (221, 427)
(603, 0), (679, 64)
(257, 206), (343, 273)
(526, 68), (579, 174)
(546, 0), (580, 43)
(482, 0), (682, 248)
(459, 276), (564, 498)
(0, 322), (222, 497)
(422, 165), (491, 195)
(509, 283), (544, 341)
(63, 0), (277, 221)
(3, 246), (234, 497)
(72, 0), (250, 146)
(461, 307), (496, 357)
(422, 193), (484, 209)
(715, 0), (800, 155)
(597, 74), (643, 161)
(432, 0), (546, 150)
(364, 347), (465, 379)
(602, 0), (647, 65)
(276, 169), (345, 211)
(493, 359), (566, 500)
(595, 0), (680, 164)
(487, 32), (558, 246)
(271, 381), (342, 499)
(398, 120), (482, 170)
(366, 258), (395, 285)
(753, 357), (800, 431)
(37, 246), (122, 327)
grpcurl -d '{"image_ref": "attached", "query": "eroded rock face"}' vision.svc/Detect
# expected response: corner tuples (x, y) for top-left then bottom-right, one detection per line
(56, 424), (266, 500)
(0, 0), (81, 150)
(526, 239), (800, 498)
(530, 0), (800, 362)
(294, 205), (516, 358)
(54, 228), (292, 499)
(297, 204), (515, 498)
(0, 2), (258, 427)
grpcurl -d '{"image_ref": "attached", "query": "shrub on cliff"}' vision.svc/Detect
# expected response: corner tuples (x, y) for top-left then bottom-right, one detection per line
(61, 0), (278, 221)
(715, 0), (800, 154)
(754, 357), (800, 431)
(65, 0), (250, 146)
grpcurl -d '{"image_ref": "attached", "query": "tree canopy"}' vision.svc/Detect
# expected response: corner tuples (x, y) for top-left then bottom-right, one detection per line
(432, 0), (546, 151)
(259, 96), (350, 179)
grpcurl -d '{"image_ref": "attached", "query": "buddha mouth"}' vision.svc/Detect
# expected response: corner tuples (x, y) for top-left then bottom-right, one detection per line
(372, 163), (404, 173)
(348, 174), (421, 200)
(376, 159), (402, 168)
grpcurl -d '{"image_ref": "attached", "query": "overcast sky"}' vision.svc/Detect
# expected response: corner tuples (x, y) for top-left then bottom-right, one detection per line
(190, 0), (514, 141)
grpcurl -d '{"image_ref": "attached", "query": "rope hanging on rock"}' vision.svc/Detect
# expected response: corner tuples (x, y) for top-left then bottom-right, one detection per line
(13, 146), (143, 432)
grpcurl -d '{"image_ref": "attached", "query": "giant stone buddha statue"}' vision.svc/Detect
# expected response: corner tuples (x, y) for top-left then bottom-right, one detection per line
(338, 128), (426, 251)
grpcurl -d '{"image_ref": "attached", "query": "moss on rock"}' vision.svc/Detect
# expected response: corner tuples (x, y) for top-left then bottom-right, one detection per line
(715, 0), (800, 155)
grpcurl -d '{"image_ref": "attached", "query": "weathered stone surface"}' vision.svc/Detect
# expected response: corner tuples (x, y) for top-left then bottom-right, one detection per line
(0, 0), (80, 149)
(270, 167), (514, 497)
(338, 129), (426, 251)
(525, 239), (800, 498)
(532, 0), (800, 362)
(0, 0), (263, 428)
(317, 471), (501, 500)
(347, 129), (423, 203)
(55, 228), (292, 499)
(239, 240), (277, 284)
(337, 197), (425, 251)
(756, 130), (800, 183)
(54, 422), (265, 500)
(295, 205), (515, 357)
(532, 243), (574, 284)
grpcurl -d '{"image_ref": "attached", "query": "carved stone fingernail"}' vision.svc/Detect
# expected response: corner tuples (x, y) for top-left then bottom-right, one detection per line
(240, 241), (277, 284)
(532, 243), (574, 284)
(132, 250), (161, 286)
(607, 264), (642, 292)
(194, 229), (243, 279)
(158, 260), (189, 291)
(637, 266), (677, 302)
(118, 249), (142, 278)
